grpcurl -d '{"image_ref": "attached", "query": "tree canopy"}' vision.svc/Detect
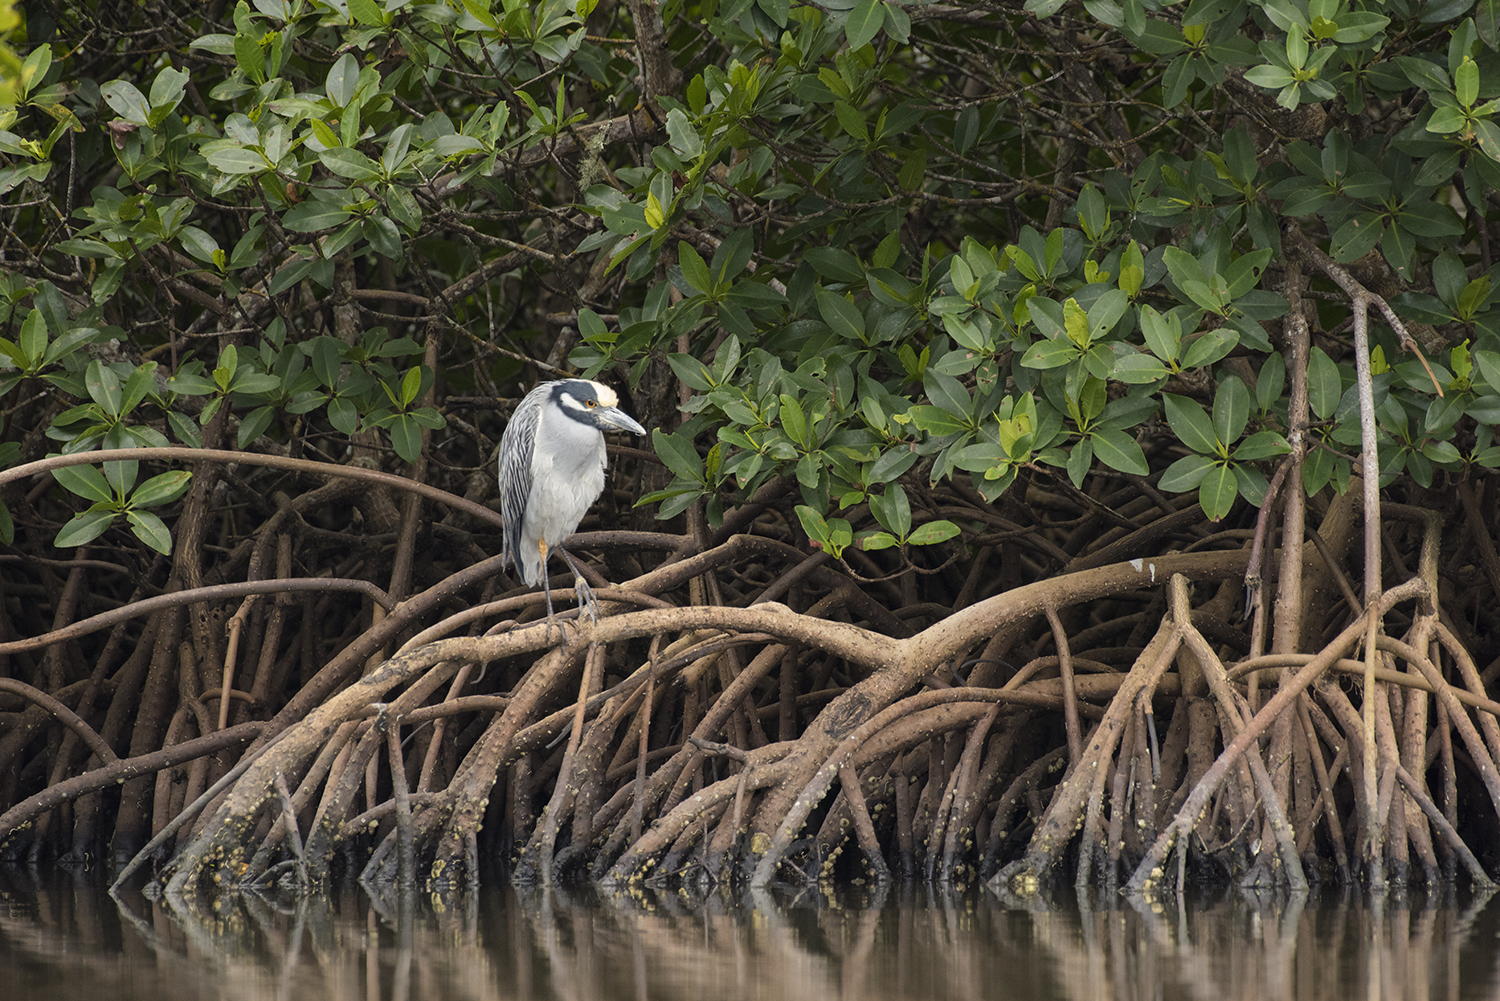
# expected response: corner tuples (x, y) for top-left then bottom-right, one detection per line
(3, 0), (1500, 896)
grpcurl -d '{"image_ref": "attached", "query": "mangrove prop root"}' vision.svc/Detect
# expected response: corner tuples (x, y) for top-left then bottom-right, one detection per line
(5, 486), (1499, 901)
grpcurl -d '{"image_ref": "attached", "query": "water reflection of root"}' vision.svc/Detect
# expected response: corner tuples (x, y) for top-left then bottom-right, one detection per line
(6, 869), (1500, 1001)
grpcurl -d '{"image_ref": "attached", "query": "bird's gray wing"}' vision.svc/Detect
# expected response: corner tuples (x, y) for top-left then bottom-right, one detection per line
(498, 390), (543, 573)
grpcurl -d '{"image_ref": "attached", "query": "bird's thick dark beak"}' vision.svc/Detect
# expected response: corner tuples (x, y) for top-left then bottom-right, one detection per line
(599, 408), (646, 435)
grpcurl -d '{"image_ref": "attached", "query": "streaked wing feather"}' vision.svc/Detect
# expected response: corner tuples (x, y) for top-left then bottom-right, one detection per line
(498, 389), (545, 578)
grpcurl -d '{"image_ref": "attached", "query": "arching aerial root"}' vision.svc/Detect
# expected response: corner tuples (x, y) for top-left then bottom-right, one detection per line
(9, 529), (1495, 902)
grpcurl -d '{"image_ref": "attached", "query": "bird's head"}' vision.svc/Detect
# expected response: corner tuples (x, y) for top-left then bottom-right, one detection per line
(555, 379), (646, 436)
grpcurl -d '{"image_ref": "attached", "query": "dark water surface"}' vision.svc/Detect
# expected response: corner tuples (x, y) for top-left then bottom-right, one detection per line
(3, 868), (1499, 1001)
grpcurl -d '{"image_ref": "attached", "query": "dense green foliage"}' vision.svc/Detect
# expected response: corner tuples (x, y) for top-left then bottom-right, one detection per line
(0, 0), (1494, 570)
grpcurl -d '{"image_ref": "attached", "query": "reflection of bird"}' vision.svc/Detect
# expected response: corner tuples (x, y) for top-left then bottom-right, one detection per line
(497, 378), (646, 633)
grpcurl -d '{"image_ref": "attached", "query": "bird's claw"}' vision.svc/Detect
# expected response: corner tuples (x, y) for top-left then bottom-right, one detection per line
(574, 575), (601, 625)
(536, 546), (604, 644)
(542, 615), (577, 646)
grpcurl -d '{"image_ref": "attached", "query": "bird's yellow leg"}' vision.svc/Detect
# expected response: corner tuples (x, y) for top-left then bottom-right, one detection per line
(538, 538), (559, 642)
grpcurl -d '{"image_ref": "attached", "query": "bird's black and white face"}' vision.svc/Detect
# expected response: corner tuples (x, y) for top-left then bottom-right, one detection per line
(552, 379), (646, 436)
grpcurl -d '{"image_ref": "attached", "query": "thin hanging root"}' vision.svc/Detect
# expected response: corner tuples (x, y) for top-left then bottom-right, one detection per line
(271, 771), (307, 887)
(940, 705), (1006, 882)
(1437, 696), (1459, 877)
(1102, 706), (1138, 890)
(108, 726), (283, 894)
(385, 710), (415, 891)
(632, 638), (660, 844)
(1044, 605), (1083, 766)
(994, 613), (1182, 892)
(521, 643), (602, 885)
(1127, 577), (1428, 896)
(1175, 581), (1305, 891)
(1296, 695), (1350, 877)
(1383, 634), (1500, 820)
(306, 723), (384, 872)
(923, 742), (964, 883)
(1435, 621), (1500, 766)
(1073, 709), (1119, 891)
(750, 685), (1101, 887)
(1129, 696), (1157, 849)
(601, 745), (796, 885)
(1393, 762), (1492, 886)
(840, 763), (890, 882)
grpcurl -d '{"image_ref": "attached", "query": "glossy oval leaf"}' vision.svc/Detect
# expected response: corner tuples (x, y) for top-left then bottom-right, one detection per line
(54, 506), (116, 549)
(53, 463), (114, 504)
(1198, 462), (1239, 521)
(1163, 393), (1219, 455)
(908, 519), (961, 545)
(1212, 375), (1250, 444)
(1091, 428), (1149, 475)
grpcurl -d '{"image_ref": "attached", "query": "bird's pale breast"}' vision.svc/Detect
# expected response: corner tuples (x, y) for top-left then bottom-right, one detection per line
(514, 414), (607, 583)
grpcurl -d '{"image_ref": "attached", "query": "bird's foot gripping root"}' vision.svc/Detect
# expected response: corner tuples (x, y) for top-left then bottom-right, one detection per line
(557, 546), (601, 624)
(537, 544), (600, 644)
(538, 578), (579, 645)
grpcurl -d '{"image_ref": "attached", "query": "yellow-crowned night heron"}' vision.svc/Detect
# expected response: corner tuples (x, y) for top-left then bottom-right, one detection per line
(497, 378), (646, 632)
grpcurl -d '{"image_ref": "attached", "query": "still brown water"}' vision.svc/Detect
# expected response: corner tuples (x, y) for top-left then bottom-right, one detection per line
(2, 868), (1498, 1001)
